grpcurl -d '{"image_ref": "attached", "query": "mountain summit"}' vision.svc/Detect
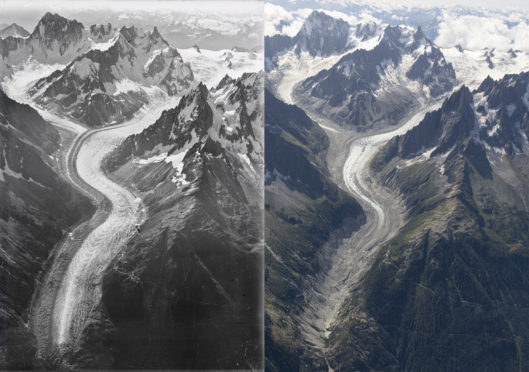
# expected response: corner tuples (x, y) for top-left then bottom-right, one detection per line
(293, 10), (350, 57)
(298, 24), (456, 127)
(0, 12), (91, 75)
(0, 23), (30, 38)
(31, 25), (194, 126)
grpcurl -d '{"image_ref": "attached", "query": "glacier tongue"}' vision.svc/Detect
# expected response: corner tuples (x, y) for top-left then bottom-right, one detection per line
(50, 93), (180, 348)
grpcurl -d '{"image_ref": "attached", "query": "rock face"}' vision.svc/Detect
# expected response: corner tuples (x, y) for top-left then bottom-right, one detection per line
(374, 73), (529, 164)
(474, 72), (529, 155)
(293, 11), (350, 57)
(327, 74), (529, 371)
(297, 25), (456, 128)
(0, 23), (30, 39)
(31, 25), (194, 127)
(0, 12), (91, 77)
(264, 34), (293, 71)
(265, 10), (352, 71)
(89, 23), (114, 42)
(387, 86), (476, 159)
(0, 89), (94, 369)
(264, 90), (365, 371)
(65, 73), (264, 369)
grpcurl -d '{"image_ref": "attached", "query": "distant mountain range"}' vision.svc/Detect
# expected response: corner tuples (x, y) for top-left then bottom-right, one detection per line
(1, 10), (263, 370)
(30, 23), (194, 126)
(265, 8), (529, 372)
(296, 23), (455, 128)
(0, 23), (30, 38)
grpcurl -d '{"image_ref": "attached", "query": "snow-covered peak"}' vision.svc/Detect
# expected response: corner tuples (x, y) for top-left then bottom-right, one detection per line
(89, 23), (114, 42)
(354, 22), (380, 41)
(379, 25), (413, 49)
(176, 83), (210, 126)
(298, 11), (342, 36)
(151, 26), (164, 42)
(293, 10), (351, 57)
(29, 21), (193, 126)
(471, 71), (529, 155)
(118, 25), (144, 44)
(31, 12), (85, 41)
(178, 47), (263, 88)
(0, 23), (30, 39)
(414, 26), (427, 43)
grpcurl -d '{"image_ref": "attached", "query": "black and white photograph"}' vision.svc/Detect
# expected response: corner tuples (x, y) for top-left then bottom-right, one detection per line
(0, 1), (263, 369)
(5, 0), (529, 371)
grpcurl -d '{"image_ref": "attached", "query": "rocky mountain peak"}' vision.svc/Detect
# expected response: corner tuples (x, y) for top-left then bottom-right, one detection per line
(32, 12), (84, 40)
(381, 25), (403, 44)
(119, 25), (142, 44)
(29, 13), (193, 126)
(443, 84), (473, 112)
(413, 26), (426, 42)
(377, 84), (476, 166)
(476, 75), (497, 94)
(216, 74), (236, 90)
(354, 22), (378, 40)
(185, 82), (209, 105)
(473, 72), (529, 155)
(299, 11), (333, 33)
(151, 26), (162, 40)
(39, 12), (63, 23)
(0, 23), (30, 38)
(170, 83), (211, 131)
(89, 23), (113, 41)
(293, 10), (350, 57)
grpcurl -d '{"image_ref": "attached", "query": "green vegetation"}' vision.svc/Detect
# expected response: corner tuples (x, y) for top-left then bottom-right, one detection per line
(264, 91), (365, 371)
(328, 144), (529, 371)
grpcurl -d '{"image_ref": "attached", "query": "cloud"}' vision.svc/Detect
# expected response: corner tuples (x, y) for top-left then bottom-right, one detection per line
(264, 3), (293, 35)
(0, 1), (263, 50)
(435, 11), (529, 52)
(264, 3), (382, 37)
(281, 18), (304, 36)
(298, 0), (529, 12)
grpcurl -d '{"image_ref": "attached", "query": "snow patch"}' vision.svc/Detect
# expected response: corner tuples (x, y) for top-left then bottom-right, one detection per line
(114, 79), (143, 95)
(523, 83), (529, 111)
(74, 59), (98, 80)
(179, 47), (263, 88)
(90, 33), (119, 52)
(144, 48), (163, 70)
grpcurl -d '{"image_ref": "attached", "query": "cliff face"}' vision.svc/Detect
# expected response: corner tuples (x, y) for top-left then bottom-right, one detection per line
(67, 73), (264, 369)
(0, 13), (91, 79)
(264, 90), (365, 371)
(297, 25), (455, 129)
(31, 25), (193, 127)
(0, 89), (94, 369)
(327, 77), (529, 371)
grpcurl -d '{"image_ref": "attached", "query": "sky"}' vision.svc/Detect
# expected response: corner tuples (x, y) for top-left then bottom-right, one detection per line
(264, 1), (529, 53)
(269, 0), (529, 12)
(0, 1), (263, 50)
